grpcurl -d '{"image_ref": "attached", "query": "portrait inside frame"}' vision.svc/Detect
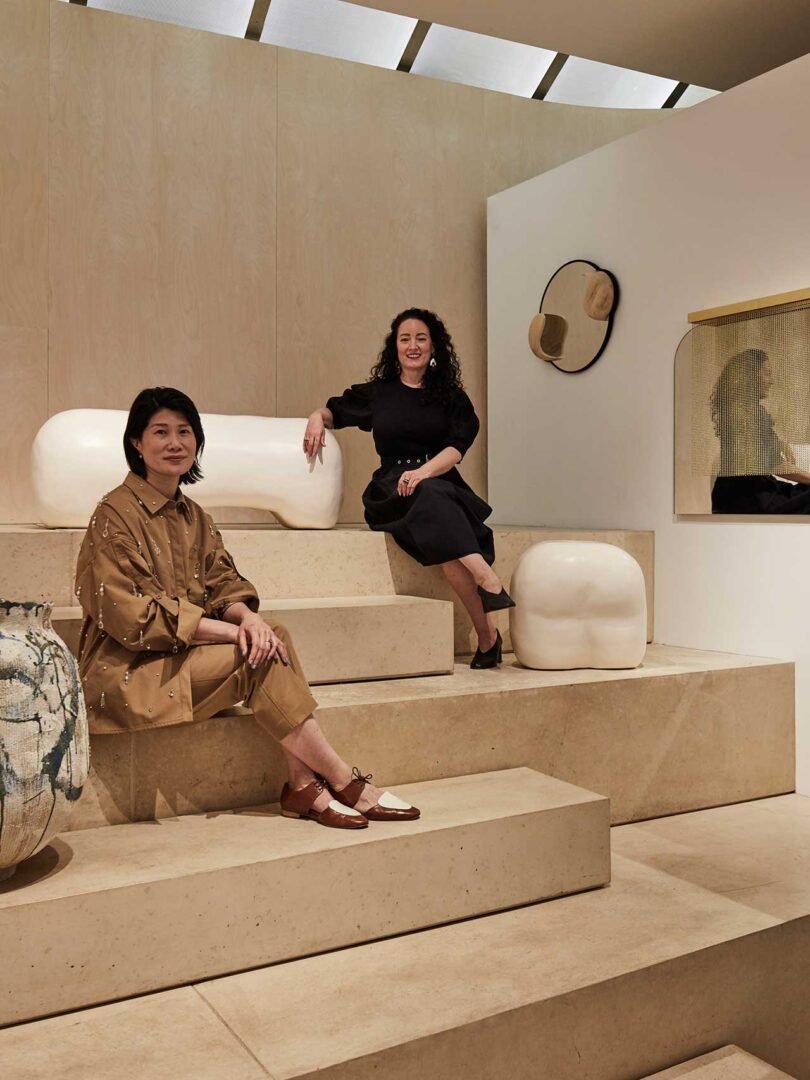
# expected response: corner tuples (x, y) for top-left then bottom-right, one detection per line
(675, 294), (810, 516)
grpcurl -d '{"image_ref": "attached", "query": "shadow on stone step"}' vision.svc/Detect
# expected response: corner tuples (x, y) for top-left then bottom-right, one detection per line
(0, 838), (72, 893)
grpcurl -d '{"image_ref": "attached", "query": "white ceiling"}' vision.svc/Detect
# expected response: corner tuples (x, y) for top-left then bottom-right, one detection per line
(347, 0), (810, 90)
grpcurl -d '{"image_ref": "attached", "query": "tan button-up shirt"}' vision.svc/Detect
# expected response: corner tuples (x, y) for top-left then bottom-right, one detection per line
(75, 472), (259, 734)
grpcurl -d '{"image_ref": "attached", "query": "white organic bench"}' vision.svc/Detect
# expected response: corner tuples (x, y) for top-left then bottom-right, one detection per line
(31, 410), (343, 529)
(509, 541), (646, 670)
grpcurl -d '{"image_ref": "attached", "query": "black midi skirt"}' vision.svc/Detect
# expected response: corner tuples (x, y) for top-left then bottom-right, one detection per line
(362, 464), (495, 567)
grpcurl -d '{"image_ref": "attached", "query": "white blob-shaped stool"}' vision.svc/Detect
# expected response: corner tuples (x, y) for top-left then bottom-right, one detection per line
(32, 410), (343, 529)
(509, 541), (646, 670)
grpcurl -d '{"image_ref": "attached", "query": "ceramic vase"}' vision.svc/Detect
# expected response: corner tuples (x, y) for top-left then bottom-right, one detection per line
(0, 600), (89, 881)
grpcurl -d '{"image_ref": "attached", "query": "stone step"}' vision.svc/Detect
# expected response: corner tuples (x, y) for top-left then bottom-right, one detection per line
(52, 593), (455, 684)
(0, 767), (609, 1027)
(0, 523), (655, 651)
(644, 1045), (798, 1078)
(4, 795), (808, 1078)
(71, 644), (794, 834)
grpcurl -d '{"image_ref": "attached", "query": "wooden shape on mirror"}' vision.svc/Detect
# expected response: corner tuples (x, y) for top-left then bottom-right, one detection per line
(528, 312), (568, 361)
(530, 260), (619, 374)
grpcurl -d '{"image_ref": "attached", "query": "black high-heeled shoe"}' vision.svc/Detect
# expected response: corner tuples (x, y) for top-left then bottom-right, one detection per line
(477, 585), (516, 613)
(471, 629), (503, 669)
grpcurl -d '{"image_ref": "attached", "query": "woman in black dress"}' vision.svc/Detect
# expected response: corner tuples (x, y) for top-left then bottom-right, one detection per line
(304, 308), (513, 668)
(710, 348), (810, 513)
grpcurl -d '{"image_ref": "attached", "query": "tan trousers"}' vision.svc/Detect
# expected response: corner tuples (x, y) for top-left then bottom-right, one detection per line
(189, 623), (317, 740)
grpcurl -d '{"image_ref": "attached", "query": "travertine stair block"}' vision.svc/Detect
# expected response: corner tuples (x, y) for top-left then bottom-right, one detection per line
(5, 796), (809, 1080)
(644, 1045), (797, 1078)
(69, 645), (794, 832)
(51, 594), (455, 684)
(0, 768), (609, 1026)
(0, 523), (655, 650)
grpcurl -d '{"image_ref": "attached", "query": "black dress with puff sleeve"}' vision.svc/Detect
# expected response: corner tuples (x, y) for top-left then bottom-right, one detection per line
(326, 379), (495, 567)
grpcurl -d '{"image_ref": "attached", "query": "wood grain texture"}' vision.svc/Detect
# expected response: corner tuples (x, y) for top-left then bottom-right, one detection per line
(0, 0), (48, 329)
(0, 1), (664, 523)
(276, 51), (663, 521)
(483, 92), (665, 198)
(0, 326), (48, 523)
(48, 3), (277, 417)
(689, 287), (810, 323)
(276, 51), (488, 522)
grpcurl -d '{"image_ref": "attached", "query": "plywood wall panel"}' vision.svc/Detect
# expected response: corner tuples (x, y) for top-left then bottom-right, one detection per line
(0, 0), (665, 523)
(0, 326), (48, 523)
(0, 0), (48, 330)
(276, 52), (488, 521)
(48, 4), (277, 418)
(275, 53), (664, 521)
(483, 94), (665, 199)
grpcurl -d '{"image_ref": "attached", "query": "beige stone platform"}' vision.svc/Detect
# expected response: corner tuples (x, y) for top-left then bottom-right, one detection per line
(0, 523), (655, 650)
(52, 593), (455, 684)
(4, 796), (809, 1079)
(0, 768), (609, 1027)
(69, 644), (794, 833)
(645, 1045), (797, 1078)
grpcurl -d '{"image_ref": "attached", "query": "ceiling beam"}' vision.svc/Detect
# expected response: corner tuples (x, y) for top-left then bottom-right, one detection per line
(532, 53), (568, 100)
(397, 20), (431, 73)
(246, 0), (272, 42)
(662, 81), (688, 108)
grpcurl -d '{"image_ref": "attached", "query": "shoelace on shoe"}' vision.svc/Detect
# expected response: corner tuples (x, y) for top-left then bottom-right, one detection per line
(351, 766), (373, 786)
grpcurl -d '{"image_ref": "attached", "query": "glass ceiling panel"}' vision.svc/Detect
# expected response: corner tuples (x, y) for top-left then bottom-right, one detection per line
(88, 0), (253, 35)
(675, 84), (721, 108)
(87, 0), (254, 37)
(411, 24), (556, 98)
(545, 56), (677, 109)
(261, 0), (417, 70)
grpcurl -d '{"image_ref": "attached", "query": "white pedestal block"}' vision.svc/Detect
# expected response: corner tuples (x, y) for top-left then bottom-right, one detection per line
(31, 410), (343, 528)
(509, 540), (646, 670)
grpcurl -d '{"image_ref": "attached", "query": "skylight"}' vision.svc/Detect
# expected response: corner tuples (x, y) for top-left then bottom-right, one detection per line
(87, 0), (254, 38)
(260, 0), (417, 70)
(675, 84), (722, 108)
(411, 24), (556, 98)
(545, 56), (678, 109)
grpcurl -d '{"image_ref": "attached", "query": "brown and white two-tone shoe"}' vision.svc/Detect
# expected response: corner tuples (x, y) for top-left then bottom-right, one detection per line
(280, 778), (369, 829)
(332, 767), (421, 821)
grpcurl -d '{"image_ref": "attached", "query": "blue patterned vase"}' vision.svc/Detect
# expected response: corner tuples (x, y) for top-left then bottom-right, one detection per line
(0, 600), (89, 881)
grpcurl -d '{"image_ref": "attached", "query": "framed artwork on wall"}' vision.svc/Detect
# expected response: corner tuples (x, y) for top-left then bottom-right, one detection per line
(675, 288), (810, 516)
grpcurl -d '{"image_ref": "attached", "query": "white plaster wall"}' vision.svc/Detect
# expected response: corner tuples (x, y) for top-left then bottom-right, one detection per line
(487, 53), (810, 792)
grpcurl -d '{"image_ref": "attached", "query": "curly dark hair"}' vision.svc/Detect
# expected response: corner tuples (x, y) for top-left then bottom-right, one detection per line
(123, 386), (205, 485)
(369, 308), (464, 408)
(710, 348), (768, 437)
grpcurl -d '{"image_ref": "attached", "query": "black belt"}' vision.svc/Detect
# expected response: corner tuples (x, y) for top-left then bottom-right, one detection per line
(381, 454), (431, 469)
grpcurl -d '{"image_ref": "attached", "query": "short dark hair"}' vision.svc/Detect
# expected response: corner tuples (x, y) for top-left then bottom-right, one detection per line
(123, 387), (205, 484)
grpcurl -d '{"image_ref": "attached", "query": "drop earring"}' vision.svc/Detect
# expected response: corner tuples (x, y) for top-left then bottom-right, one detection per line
(429, 354), (437, 368)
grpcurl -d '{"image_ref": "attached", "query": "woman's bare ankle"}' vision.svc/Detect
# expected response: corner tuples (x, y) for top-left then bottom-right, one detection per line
(479, 570), (501, 593)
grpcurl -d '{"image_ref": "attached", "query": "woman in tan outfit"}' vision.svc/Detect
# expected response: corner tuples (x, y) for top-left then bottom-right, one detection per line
(75, 386), (419, 829)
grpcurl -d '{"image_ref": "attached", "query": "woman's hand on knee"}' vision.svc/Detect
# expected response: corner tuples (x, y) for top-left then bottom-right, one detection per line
(238, 613), (289, 668)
